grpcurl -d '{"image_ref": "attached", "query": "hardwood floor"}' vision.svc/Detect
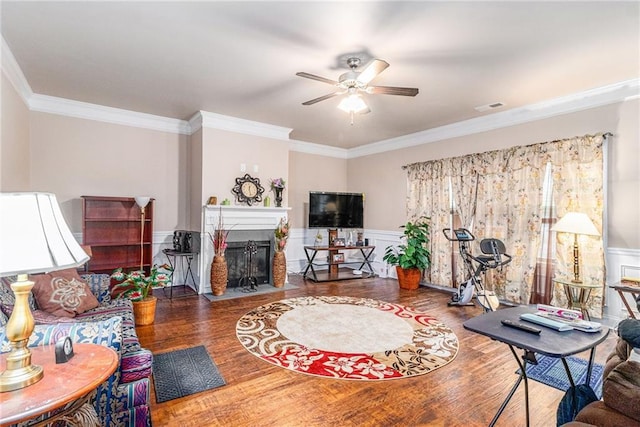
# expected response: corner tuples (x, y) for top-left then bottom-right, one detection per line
(137, 274), (616, 427)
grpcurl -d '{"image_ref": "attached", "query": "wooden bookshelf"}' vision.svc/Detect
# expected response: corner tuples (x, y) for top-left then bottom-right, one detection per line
(82, 196), (154, 275)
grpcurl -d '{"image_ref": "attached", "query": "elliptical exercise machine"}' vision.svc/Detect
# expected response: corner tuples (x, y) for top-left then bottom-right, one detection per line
(443, 228), (512, 312)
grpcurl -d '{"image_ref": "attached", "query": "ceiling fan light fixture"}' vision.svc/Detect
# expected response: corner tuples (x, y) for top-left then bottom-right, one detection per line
(337, 94), (368, 114)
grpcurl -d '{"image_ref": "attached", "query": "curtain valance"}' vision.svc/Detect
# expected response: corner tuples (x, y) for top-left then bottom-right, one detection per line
(403, 133), (610, 179)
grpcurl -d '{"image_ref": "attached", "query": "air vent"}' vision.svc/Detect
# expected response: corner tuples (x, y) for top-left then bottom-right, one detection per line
(474, 102), (505, 112)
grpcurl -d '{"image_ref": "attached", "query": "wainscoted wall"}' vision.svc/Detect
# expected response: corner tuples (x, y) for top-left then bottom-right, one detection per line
(605, 248), (640, 321)
(76, 230), (638, 323)
(286, 230), (639, 323)
(285, 228), (401, 279)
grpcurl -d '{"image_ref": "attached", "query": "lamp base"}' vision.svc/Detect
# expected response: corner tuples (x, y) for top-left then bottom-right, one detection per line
(0, 274), (43, 392)
(0, 361), (43, 392)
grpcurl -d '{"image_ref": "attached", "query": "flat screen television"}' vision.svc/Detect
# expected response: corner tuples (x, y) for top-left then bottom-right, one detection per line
(308, 191), (364, 229)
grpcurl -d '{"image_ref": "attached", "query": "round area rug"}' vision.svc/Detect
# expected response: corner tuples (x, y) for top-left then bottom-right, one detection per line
(236, 296), (459, 380)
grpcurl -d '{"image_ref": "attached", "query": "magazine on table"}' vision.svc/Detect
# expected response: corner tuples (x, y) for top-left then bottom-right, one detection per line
(534, 304), (602, 332)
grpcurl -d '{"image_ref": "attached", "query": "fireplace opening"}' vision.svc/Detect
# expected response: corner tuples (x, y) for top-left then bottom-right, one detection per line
(226, 240), (271, 289)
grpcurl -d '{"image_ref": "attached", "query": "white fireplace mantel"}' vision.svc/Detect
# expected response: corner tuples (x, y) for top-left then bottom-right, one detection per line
(198, 205), (290, 294)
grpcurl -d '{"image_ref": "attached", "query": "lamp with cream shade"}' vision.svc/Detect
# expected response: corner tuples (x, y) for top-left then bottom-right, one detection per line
(551, 212), (600, 283)
(0, 192), (89, 392)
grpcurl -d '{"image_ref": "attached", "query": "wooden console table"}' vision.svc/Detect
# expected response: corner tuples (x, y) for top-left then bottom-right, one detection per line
(0, 343), (118, 426)
(303, 245), (375, 282)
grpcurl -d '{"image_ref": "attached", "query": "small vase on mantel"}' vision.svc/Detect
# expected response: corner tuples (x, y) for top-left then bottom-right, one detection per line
(272, 251), (286, 288)
(274, 187), (283, 207)
(211, 255), (228, 295)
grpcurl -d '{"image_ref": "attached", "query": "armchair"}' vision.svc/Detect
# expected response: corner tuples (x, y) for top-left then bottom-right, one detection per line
(0, 274), (152, 426)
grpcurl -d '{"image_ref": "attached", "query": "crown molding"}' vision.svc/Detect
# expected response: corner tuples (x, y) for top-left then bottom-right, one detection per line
(188, 111), (203, 134)
(347, 78), (640, 159)
(28, 94), (191, 134)
(288, 138), (348, 159)
(193, 110), (292, 141)
(1, 37), (33, 104)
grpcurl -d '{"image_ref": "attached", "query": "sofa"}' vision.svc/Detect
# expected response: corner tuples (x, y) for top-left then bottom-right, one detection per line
(563, 323), (640, 426)
(0, 273), (152, 426)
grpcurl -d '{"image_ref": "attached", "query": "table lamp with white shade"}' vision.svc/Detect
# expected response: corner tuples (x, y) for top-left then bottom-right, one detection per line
(551, 212), (600, 283)
(0, 193), (89, 392)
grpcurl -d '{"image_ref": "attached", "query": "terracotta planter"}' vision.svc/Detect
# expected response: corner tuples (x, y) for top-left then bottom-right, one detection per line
(211, 255), (228, 296)
(396, 266), (422, 290)
(272, 251), (287, 288)
(132, 296), (157, 326)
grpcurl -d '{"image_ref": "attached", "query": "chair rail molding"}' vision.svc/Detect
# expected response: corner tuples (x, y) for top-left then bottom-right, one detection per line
(605, 247), (640, 321)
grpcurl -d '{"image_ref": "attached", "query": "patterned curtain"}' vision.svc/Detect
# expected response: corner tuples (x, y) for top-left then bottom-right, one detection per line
(548, 135), (606, 317)
(405, 161), (452, 286)
(530, 163), (557, 305)
(405, 133), (607, 314)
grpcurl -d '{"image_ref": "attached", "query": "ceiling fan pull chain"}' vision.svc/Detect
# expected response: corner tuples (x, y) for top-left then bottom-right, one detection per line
(350, 111), (355, 126)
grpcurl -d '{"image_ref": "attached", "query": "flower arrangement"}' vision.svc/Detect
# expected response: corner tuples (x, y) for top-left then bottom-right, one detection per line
(274, 217), (290, 252)
(111, 264), (173, 302)
(270, 178), (286, 191)
(209, 207), (232, 257)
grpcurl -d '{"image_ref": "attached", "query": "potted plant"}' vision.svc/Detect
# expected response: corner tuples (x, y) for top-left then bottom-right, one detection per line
(111, 263), (173, 325)
(383, 216), (431, 290)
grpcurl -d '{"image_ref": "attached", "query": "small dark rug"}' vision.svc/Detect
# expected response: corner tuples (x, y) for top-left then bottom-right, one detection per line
(152, 345), (225, 403)
(203, 282), (298, 302)
(521, 355), (604, 398)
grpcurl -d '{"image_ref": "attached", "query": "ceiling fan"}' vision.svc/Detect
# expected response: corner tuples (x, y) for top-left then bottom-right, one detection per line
(296, 57), (419, 124)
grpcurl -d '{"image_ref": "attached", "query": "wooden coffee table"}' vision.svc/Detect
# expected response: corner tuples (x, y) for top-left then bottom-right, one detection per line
(0, 343), (118, 426)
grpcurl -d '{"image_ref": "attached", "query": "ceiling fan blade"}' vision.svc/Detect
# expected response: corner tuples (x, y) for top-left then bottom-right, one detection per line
(302, 92), (341, 105)
(367, 86), (419, 97)
(356, 59), (389, 85)
(296, 72), (338, 86)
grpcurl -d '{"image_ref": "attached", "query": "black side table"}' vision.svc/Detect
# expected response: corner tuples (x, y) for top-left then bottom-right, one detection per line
(463, 306), (610, 427)
(162, 249), (198, 299)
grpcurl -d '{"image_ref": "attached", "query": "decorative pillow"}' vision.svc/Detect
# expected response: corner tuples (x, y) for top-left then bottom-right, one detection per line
(30, 269), (99, 318)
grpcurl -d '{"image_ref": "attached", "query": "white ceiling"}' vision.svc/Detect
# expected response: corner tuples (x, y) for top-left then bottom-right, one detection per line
(2, 1), (639, 149)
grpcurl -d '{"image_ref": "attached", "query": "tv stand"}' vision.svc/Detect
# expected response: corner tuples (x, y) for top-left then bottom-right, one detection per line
(302, 245), (376, 282)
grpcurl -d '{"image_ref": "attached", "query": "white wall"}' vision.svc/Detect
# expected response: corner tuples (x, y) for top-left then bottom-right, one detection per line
(3, 66), (638, 322)
(1, 72), (30, 190)
(28, 111), (189, 234)
(347, 99), (640, 250)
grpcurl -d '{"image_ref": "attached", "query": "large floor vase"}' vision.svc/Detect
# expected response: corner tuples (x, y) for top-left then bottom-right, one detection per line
(211, 255), (228, 295)
(133, 296), (157, 326)
(272, 251), (287, 288)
